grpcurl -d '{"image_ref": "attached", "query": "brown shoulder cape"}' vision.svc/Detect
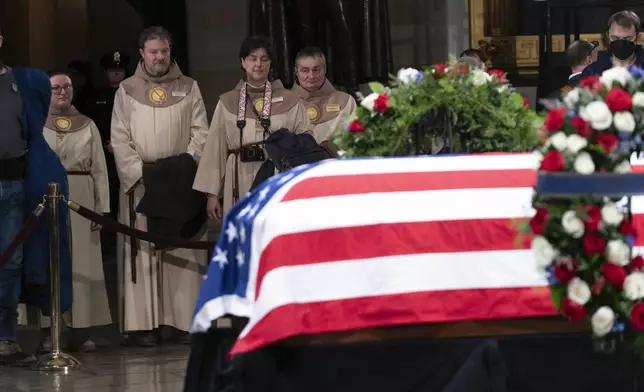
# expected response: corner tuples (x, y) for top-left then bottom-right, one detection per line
(44, 105), (91, 132)
(121, 61), (195, 108)
(219, 79), (301, 118)
(292, 79), (351, 124)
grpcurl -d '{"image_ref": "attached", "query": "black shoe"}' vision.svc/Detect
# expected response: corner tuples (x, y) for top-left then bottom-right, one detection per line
(0, 341), (37, 367)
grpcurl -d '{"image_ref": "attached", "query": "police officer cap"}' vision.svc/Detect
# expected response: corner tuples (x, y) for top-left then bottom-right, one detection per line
(100, 51), (130, 70)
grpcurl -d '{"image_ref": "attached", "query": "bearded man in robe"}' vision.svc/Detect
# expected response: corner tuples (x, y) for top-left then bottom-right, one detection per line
(193, 35), (310, 221)
(292, 47), (356, 156)
(110, 26), (209, 346)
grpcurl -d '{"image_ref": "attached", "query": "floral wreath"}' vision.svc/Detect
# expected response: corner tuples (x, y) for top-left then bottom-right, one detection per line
(334, 60), (541, 157)
(521, 66), (644, 350)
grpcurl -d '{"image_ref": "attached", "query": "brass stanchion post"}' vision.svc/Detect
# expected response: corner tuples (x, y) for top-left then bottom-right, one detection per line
(34, 183), (81, 371)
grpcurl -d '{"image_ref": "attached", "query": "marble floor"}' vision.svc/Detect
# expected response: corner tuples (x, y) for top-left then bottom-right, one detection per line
(0, 344), (189, 392)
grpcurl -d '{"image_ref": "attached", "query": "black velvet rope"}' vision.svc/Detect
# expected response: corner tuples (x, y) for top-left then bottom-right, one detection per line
(67, 201), (215, 250)
(0, 204), (45, 271)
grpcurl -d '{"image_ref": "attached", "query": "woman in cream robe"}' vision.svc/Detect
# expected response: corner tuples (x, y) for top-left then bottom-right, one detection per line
(41, 72), (112, 351)
(193, 36), (311, 217)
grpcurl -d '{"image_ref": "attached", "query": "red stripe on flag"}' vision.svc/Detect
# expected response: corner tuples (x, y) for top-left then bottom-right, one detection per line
(281, 169), (536, 201)
(232, 286), (557, 355)
(256, 218), (524, 298)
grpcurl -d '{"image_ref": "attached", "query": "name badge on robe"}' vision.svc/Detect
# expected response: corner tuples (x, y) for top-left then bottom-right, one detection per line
(271, 96), (284, 103)
(172, 91), (187, 97)
(326, 104), (340, 112)
(11, 83), (18, 93)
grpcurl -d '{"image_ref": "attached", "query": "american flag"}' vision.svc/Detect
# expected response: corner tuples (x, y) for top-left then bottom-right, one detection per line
(191, 153), (644, 355)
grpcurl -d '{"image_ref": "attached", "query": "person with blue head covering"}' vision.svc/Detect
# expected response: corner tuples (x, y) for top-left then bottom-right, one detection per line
(0, 26), (72, 367)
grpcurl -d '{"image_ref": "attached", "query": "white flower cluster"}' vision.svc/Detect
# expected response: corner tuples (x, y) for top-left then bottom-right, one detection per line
(530, 198), (638, 337)
(537, 66), (643, 175)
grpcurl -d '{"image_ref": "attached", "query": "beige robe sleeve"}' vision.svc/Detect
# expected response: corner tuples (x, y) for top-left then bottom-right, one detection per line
(193, 100), (228, 197)
(110, 87), (143, 193)
(187, 82), (209, 160)
(89, 120), (110, 213)
(291, 101), (313, 135)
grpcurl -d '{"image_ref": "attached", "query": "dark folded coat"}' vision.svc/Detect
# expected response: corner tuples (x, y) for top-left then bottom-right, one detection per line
(136, 153), (206, 241)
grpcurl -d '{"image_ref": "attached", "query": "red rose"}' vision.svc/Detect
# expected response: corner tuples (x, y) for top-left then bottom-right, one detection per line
(593, 276), (606, 295)
(605, 87), (633, 112)
(630, 256), (644, 272)
(348, 119), (366, 133)
(579, 76), (600, 88)
(631, 303), (644, 330)
(571, 117), (593, 138)
(601, 263), (627, 288)
(595, 133), (618, 153)
(529, 207), (550, 234)
(583, 233), (607, 255)
(554, 262), (578, 284)
(374, 95), (390, 113)
(619, 220), (638, 237)
(523, 98), (529, 111)
(544, 108), (566, 131)
(579, 204), (602, 232)
(488, 69), (507, 80)
(433, 63), (448, 78)
(562, 298), (588, 321)
(540, 151), (565, 172)
(455, 62), (469, 75)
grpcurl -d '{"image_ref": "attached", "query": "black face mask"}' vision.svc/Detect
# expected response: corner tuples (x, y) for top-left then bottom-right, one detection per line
(609, 39), (637, 61)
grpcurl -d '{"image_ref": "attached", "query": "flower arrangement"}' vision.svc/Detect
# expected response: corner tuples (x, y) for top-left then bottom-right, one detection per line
(334, 60), (541, 157)
(521, 66), (644, 351)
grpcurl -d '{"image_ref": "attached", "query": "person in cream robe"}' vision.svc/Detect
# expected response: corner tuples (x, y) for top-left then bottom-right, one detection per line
(292, 47), (356, 155)
(42, 72), (111, 352)
(193, 35), (311, 220)
(111, 26), (209, 346)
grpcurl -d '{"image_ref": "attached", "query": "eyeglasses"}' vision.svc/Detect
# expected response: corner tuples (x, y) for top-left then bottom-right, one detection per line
(52, 84), (72, 93)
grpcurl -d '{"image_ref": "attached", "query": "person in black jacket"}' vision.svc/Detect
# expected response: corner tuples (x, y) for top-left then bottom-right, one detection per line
(581, 10), (644, 78)
(548, 40), (597, 100)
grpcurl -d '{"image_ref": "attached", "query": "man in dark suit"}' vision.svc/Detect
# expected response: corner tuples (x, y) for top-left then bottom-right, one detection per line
(548, 40), (597, 99)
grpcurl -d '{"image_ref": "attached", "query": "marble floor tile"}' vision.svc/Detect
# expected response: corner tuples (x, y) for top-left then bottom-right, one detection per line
(0, 345), (189, 392)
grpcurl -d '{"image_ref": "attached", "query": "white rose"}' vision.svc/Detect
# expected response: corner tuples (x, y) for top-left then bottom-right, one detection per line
(396, 67), (421, 86)
(580, 101), (613, 130)
(496, 85), (509, 94)
(532, 150), (544, 170)
(566, 134), (588, 154)
(567, 277), (592, 306)
(606, 240), (631, 266)
(601, 203), (624, 226)
(531, 235), (559, 267)
(613, 111), (636, 133)
(547, 131), (568, 151)
(624, 272), (644, 300)
(470, 69), (491, 86)
(360, 93), (379, 111)
(563, 88), (580, 107)
(573, 152), (596, 174)
(561, 210), (585, 238)
(591, 306), (615, 337)
(600, 66), (633, 88)
(615, 160), (632, 174)
(633, 91), (644, 108)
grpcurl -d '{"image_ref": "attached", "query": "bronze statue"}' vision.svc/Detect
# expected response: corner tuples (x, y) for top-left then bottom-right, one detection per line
(249, 0), (392, 92)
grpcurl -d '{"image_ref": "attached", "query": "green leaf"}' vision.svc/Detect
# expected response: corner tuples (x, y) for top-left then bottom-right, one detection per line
(368, 82), (386, 94)
(550, 285), (565, 310)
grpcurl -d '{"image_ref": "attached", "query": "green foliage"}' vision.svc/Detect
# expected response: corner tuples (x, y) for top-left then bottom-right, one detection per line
(334, 62), (542, 157)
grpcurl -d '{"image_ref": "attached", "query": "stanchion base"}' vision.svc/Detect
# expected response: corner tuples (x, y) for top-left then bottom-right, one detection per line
(32, 351), (81, 372)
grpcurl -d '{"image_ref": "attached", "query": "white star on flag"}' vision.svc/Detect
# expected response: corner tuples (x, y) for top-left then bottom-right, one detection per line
(225, 222), (238, 243)
(258, 187), (271, 201)
(238, 204), (252, 218)
(212, 248), (228, 269)
(236, 248), (245, 266)
(248, 203), (260, 218)
(278, 173), (295, 185)
(239, 225), (246, 243)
